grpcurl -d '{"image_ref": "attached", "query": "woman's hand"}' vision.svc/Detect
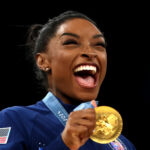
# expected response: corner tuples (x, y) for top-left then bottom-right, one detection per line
(62, 108), (96, 150)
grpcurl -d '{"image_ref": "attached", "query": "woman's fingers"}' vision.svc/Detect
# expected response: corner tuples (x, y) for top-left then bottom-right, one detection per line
(62, 108), (96, 150)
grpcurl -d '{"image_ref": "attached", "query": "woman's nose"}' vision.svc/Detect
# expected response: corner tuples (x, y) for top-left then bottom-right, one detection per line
(81, 52), (97, 59)
(80, 44), (97, 59)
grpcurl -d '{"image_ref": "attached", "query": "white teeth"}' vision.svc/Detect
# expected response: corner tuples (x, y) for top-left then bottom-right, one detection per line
(74, 65), (97, 74)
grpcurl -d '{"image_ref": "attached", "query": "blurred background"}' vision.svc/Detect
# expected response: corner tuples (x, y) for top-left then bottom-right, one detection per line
(1, 2), (149, 149)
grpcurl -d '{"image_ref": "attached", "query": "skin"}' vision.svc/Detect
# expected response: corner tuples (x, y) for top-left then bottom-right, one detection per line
(36, 18), (107, 150)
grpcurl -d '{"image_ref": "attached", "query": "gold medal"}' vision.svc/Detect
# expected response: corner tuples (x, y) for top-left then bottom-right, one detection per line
(90, 106), (123, 144)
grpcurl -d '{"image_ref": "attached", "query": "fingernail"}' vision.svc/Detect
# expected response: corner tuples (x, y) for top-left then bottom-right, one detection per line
(91, 100), (97, 108)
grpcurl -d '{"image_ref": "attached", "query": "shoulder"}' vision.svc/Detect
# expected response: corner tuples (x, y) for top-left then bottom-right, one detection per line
(0, 101), (51, 140)
(0, 101), (49, 126)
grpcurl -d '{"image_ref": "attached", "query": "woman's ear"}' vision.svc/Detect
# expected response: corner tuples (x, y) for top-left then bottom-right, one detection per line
(36, 53), (51, 72)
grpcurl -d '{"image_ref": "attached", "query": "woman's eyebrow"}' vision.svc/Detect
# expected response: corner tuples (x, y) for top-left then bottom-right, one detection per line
(93, 34), (105, 39)
(60, 32), (80, 38)
(60, 32), (105, 40)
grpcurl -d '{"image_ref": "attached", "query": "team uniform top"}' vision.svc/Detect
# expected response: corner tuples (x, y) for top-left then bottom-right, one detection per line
(0, 93), (136, 150)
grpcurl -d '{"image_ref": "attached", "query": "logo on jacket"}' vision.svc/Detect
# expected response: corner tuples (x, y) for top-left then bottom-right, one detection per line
(109, 139), (126, 150)
(0, 127), (11, 144)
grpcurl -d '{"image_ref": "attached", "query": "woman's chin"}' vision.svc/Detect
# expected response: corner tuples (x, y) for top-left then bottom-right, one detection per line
(74, 94), (98, 103)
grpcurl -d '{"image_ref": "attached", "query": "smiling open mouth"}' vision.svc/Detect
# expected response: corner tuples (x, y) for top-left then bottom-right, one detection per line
(73, 64), (99, 88)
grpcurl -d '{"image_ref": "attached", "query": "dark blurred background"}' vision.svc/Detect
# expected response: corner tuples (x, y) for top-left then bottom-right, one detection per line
(1, 2), (149, 149)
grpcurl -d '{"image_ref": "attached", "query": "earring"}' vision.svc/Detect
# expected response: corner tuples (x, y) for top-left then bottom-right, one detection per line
(45, 67), (50, 71)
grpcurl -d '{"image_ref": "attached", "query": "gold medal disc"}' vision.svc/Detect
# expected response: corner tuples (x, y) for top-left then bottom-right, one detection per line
(90, 106), (123, 144)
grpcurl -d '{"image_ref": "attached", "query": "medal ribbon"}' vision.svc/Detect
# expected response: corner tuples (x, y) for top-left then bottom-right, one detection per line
(42, 92), (97, 126)
(42, 92), (69, 126)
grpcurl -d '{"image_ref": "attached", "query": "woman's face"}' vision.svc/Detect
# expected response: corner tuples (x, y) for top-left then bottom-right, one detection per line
(46, 18), (107, 104)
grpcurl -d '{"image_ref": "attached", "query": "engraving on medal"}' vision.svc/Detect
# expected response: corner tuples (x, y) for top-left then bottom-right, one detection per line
(90, 106), (123, 144)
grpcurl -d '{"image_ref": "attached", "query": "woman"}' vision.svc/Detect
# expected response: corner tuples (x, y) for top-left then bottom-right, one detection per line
(0, 11), (135, 150)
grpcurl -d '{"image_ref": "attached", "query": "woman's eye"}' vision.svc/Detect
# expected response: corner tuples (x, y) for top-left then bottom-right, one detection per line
(95, 42), (106, 48)
(63, 40), (78, 45)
